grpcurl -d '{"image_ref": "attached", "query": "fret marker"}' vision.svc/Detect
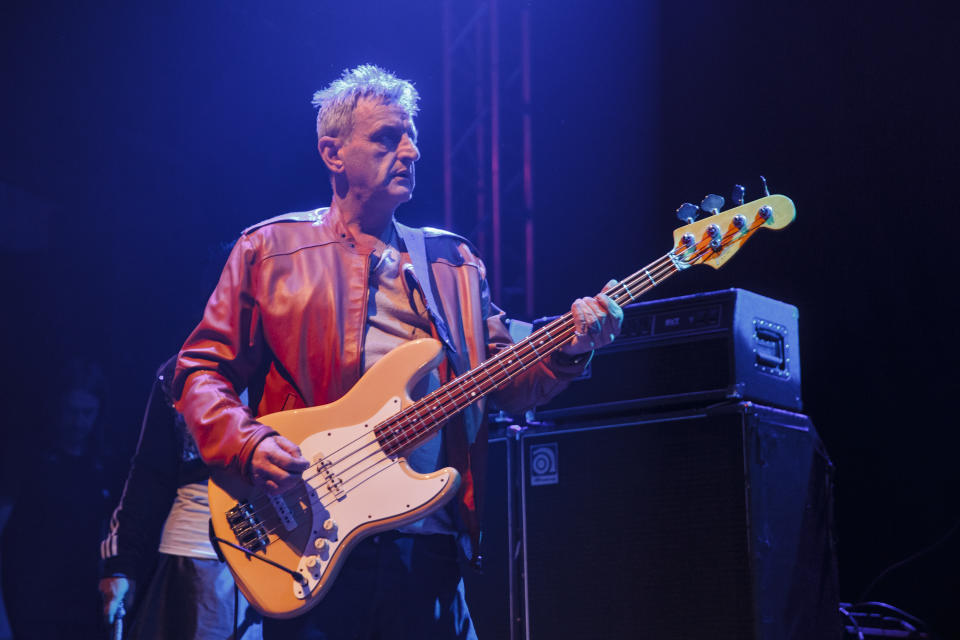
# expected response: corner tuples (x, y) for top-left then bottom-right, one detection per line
(644, 269), (657, 286)
(623, 283), (637, 302)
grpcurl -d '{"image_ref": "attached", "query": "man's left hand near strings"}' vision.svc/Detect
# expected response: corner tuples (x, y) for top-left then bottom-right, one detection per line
(560, 279), (624, 356)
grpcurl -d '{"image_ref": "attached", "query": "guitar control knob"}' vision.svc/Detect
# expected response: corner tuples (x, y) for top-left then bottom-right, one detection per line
(323, 518), (336, 532)
(314, 538), (328, 551)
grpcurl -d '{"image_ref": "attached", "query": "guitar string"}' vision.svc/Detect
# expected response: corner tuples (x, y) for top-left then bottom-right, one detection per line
(322, 213), (769, 489)
(233, 239), (712, 537)
(318, 213), (755, 466)
(235, 222), (758, 545)
(244, 312), (584, 538)
(239, 451), (440, 565)
(366, 217), (763, 454)
(233, 309), (592, 543)
(287, 235), (703, 475)
(234, 243), (703, 535)
(374, 257), (679, 452)
(233, 218), (767, 540)
(273, 252), (675, 494)
(379, 263), (685, 453)
(223, 214), (778, 584)
(233, 254), (685, 537)
(324, 249), (682, 463)
(250, 254), (674, 501)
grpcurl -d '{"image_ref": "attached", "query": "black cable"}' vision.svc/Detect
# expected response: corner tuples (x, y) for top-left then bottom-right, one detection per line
(850, 601), (928, 634)
(858, 515), (960, 602)
(233, 582), (239, 640)
(212, 534), (307, 585)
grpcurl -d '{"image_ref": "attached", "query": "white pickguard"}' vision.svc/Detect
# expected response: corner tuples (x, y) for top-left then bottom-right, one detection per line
(290, 396), (453, 598)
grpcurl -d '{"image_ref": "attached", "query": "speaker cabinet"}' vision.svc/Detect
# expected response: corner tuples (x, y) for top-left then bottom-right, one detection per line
(519, 403), (839, 640)
(533, 289), (803, 418)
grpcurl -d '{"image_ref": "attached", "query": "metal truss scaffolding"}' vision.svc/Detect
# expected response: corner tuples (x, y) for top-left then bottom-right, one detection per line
(442, 0), (535, 319)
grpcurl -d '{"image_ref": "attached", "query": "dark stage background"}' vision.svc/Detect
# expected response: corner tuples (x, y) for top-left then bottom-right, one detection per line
(2, 0), (958, 636)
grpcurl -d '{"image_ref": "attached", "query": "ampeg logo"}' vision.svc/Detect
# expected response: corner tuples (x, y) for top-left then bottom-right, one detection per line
(529, 442), (559, 486)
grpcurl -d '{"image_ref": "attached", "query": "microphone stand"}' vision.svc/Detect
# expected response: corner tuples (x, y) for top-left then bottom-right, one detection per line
(111, 600), (125, 640)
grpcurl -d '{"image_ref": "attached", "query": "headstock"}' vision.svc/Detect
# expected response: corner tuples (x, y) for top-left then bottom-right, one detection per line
(671, 194), (795, 270)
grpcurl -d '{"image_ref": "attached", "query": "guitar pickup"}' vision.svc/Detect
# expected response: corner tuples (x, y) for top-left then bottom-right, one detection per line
(269, 494), (298, 532)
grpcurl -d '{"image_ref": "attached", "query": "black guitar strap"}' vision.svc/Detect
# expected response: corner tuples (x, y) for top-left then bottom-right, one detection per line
(395, 223), (464, 376)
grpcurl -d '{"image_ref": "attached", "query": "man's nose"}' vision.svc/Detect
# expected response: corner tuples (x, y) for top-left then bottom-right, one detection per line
(399, 134), (420, 163)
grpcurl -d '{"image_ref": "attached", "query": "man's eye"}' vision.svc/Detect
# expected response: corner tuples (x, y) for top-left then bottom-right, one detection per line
(377, 132), (400, 147)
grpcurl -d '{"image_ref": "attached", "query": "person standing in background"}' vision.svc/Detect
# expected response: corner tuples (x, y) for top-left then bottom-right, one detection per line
(99, 355), (262, 639)
(1, 358), (114, 639)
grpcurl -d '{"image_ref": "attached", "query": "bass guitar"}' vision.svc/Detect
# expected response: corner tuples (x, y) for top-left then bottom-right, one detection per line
(208, 193), (796, 617)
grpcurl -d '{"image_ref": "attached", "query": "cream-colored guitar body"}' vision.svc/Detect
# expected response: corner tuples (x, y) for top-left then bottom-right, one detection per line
(208, 338), (461, 618)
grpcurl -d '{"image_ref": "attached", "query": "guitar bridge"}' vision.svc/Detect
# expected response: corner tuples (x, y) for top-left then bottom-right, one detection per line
(226, 502), (269, 552)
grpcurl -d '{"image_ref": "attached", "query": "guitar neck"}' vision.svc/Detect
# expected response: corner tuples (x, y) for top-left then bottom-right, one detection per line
(376, 252), (682, 454)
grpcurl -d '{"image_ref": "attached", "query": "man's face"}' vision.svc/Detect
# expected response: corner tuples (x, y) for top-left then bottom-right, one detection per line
(338, 97), (420, 210)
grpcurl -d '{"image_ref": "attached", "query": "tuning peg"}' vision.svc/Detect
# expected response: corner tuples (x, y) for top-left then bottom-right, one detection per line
(676, 202), (698, 225)
(760, 175), (770, 196)
(700, 194), (725, 215)
(731, 184), (745, 206)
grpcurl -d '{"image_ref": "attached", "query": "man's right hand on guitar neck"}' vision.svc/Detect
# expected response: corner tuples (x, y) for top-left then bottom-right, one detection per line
(250, 434), (310, 493)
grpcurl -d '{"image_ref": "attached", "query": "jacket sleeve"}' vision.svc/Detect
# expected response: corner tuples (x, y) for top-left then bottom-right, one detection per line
(99, 376), (179, 580)
(483, 276), (588, 414)
(173, 234), (277, 479)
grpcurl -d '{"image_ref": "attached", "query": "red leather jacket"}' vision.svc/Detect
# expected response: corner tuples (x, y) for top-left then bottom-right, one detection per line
(173, 207), (585, 551)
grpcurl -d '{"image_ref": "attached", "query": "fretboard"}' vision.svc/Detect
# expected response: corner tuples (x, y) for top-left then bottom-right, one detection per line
(376, 251), (684, 455)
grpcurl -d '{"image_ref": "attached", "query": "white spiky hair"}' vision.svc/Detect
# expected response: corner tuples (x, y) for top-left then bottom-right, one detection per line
(312, 64), (420, 140)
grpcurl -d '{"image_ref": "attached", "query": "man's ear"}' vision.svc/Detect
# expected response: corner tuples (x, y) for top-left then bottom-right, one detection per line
(318, 136), (344, 174)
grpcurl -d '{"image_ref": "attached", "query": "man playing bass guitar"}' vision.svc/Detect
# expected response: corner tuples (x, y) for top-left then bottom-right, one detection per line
(174, 64), (622, 640)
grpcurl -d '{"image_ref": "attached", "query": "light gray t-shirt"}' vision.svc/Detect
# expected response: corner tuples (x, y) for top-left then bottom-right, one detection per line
(157, 482), (219, 559)
(361, 228), (456, 536)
